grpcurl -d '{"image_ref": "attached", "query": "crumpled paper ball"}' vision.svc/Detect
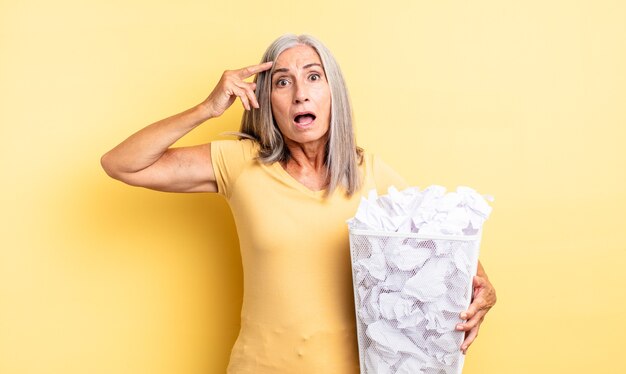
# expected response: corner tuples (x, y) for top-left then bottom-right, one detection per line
(348, 185), (493, 236)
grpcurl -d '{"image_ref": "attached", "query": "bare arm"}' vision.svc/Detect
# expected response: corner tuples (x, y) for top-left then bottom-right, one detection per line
(101, 105), (217, 192)
(100, 61), (273, 193)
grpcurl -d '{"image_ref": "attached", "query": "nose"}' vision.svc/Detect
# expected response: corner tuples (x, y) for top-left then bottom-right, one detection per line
(293, 81), (309, 103)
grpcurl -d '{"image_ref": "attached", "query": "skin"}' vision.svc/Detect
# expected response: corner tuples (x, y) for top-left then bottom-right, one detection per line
(270, 45), (332, 191)
(100, 61), (272, 192)
(100, 44), (496, 354)
(460, 262), (496, 354)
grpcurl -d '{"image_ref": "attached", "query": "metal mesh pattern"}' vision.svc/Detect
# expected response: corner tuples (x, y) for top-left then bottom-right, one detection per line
(349, 230), (480, 374)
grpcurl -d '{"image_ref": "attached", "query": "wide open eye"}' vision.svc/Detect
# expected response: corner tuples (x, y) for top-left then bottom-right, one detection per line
(276, 78), (289, 87)
(309, 73), (321, 81)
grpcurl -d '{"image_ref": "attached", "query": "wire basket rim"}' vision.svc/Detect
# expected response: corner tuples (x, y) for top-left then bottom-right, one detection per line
(348, 228), (481, 241)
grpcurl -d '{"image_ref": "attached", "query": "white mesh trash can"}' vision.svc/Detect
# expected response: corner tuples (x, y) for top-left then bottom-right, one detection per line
(348, 229), (481, 374)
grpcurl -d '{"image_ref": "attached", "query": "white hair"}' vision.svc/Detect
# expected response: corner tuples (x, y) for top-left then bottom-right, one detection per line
(239, 34), (363, 197)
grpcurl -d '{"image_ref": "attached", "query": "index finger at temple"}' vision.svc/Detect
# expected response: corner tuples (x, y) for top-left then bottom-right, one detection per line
(238, 61), (273, 79)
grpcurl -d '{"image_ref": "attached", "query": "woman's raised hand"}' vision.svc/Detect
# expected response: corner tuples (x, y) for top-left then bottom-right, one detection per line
(202, 61), (273, 118)
(101, 61), (272, 193)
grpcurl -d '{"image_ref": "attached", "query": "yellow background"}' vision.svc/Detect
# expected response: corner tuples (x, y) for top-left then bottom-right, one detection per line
(1, 0), (625, 373)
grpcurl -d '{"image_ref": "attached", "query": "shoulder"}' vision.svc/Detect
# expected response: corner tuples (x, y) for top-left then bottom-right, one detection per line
(210, 138), (261, 198)
(211, 138), (259, 161)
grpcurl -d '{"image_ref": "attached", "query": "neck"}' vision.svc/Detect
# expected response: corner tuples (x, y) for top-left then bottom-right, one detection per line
(283, 137), (327, 172)
(280, 137), (329, 192)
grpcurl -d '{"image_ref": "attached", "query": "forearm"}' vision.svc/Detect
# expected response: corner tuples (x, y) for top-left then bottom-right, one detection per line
(100, 61), (272, 190)
(101, 104), (212, 177)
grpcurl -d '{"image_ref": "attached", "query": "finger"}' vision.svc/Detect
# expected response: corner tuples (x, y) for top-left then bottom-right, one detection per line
(235, 81), (259, 109)
(461, 297), (483, 321)
(232, 86), (251, 111)
(237, 61), (274, 79)
(476, 276), (497, 306)
(461, 323), (481, 354)
(247, 89), (259, 109)
(473, 275), (488, 296)
(457, 309), (486, 332)
(461, 276), (488, 320)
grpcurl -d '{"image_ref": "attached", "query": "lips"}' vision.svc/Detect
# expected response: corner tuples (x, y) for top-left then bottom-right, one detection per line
(293, 111), (317, 127)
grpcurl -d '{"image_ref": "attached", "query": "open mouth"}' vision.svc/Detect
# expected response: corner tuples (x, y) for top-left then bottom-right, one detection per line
(294, 112), (317, 126)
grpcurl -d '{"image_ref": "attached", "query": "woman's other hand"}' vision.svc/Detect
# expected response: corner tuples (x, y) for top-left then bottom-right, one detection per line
(201, 61), (273, 117)
(456, 262), (497, 354)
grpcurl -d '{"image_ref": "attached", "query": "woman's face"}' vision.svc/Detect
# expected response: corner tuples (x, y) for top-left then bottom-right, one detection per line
(270, 44), (331, 148)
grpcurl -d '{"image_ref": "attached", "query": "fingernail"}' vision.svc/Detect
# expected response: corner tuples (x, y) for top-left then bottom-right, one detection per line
(461, 313), (467, 319)
(456, 324), (464, 330)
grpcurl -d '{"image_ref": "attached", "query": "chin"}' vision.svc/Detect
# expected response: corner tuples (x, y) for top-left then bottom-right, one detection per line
(286, 129), (329, 146)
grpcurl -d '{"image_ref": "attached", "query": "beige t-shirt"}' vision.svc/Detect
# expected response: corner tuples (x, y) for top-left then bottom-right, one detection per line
(211, 139), (407, 374)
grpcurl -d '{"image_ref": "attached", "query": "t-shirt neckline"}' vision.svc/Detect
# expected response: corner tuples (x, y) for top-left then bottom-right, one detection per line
(271, 162), (328, 197)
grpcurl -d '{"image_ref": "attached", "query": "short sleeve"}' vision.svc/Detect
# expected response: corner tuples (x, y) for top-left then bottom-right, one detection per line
(372, 154), (408, 193)
(210, 139), (257, 198)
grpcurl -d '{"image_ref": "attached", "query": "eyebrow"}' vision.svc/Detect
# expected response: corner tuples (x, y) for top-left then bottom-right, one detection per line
(271, 63), (323, 77)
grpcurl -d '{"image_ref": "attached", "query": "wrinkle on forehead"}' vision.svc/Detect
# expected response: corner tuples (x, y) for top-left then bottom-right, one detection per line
(272, 44), (323, 72)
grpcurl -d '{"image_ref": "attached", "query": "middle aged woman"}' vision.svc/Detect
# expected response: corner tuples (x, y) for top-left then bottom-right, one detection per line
(101, 34), (496, 373)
